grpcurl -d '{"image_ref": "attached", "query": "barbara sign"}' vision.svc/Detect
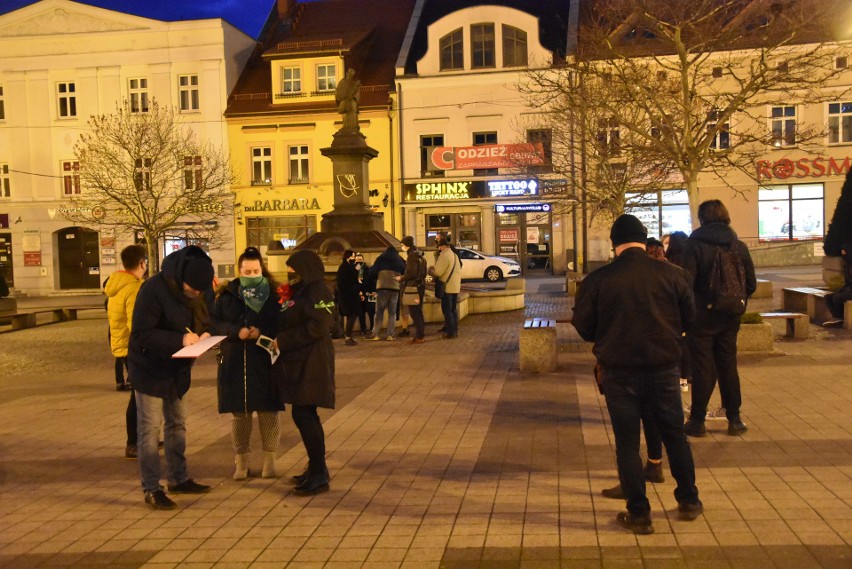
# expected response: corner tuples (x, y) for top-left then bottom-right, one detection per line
(757, 156), (851, 180)
(430, 143), (544, 171)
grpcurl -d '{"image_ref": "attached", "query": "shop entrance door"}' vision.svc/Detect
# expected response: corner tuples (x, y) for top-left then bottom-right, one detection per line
(496, 211), (552, 275)
(57, 227), (100, 289)
(0, 233), (13, 288)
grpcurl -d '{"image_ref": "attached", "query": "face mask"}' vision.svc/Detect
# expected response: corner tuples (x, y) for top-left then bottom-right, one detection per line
(348, 258), (355, 264)
(239, 275), (264, 287)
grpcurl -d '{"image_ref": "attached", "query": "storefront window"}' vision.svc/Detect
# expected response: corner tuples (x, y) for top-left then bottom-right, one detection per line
(426, 213), (481, 250)
(758, 183), (823, 241)
(626, 189), (691, 237)
(247, 215), (317, 251)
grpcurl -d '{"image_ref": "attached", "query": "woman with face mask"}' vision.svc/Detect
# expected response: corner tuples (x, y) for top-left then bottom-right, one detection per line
(335, 249), (361, 346)
(212, 247), (284, 481)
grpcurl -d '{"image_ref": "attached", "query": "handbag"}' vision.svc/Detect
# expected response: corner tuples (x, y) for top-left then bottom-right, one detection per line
(402, 288), (421, 306)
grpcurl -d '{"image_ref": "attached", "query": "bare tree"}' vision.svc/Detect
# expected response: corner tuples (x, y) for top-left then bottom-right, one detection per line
(63, 100), (235, 272)
(523, 0), (851, 225)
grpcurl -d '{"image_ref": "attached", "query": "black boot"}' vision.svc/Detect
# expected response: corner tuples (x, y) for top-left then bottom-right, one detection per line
(290, 463), (310, 485)
(293, 470), (329, 496)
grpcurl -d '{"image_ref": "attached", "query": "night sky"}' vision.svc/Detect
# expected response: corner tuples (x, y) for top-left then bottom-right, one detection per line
(0, 0), (275, 39)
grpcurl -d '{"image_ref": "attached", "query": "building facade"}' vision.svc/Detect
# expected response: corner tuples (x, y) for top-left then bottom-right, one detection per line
(0, 0), (254, 295)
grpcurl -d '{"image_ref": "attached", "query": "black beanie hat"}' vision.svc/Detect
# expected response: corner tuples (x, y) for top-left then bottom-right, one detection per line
(610, 214), (648, 246)
(182, 253), (214, 291)
(401, 236), (415, 248)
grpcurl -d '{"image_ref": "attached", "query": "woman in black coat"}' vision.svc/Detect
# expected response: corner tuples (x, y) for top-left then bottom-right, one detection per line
(273, 249), (335, 495)
(213, 247), (283, 480)
(336, 249), (360, 346)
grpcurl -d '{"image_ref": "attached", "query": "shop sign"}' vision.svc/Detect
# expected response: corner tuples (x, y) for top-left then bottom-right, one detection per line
(409, 181), (474, 201)
(24, 252), (41, 266)
(495, 203), (551, 213)
(244, 198), (320, 212)
(499, 228), (519, 241)
(756, 156), (851, 180)
(539, 179), (569, 195)
(429, 143), (545, 171)
(488, 179), (538, 197)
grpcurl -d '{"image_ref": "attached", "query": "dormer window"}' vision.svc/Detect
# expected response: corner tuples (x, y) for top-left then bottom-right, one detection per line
(316, 64), (336, 92)
(502, 25), (527, 67)
(471, 23), (495, 69)
(281, 66), (301, 94)
(440, 28), (464, 71)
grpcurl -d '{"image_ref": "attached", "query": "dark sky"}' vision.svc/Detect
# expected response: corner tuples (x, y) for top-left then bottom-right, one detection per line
(0, 0), (275, 39)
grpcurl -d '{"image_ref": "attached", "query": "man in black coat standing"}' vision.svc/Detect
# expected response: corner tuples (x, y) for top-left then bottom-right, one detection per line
(573, 214), (702, 535)
(681, 200), (756, 438)
(129, 245), (215, 510)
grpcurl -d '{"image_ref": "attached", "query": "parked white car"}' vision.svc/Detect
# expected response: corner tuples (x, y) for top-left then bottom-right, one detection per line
(454, 247), (521, 282)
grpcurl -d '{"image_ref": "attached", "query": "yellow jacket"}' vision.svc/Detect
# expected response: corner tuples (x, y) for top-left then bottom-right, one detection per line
(104, 270), (143, 357)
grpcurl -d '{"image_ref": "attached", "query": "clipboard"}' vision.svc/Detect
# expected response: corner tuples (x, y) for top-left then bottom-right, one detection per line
(172, 335), (227, 358)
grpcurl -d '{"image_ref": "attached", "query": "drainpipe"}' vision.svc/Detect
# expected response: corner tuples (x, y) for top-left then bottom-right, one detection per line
(396, 81), (405, 235)
(388, 97), (396, 234)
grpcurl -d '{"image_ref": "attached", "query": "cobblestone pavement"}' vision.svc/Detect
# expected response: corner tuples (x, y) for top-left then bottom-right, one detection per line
(0, 270), (849, 568)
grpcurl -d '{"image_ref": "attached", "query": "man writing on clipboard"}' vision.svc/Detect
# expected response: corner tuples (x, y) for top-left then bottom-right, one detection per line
(129, 245), (216, 510)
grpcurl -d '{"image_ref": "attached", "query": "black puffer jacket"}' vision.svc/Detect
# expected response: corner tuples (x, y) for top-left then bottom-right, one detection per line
(212, 279), (283, 414)
(336, 260), (361, 317)
(128, 246), (214, 399)
(681, 222), (756, 312)
(273, 250), (335, 408)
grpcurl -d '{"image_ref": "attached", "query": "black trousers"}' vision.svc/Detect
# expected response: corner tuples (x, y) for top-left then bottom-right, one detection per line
(408, 303), (425, 339)
(687, 311), (742, 421)
(126, 390), (137, 446)
(291, 405), (326, 475)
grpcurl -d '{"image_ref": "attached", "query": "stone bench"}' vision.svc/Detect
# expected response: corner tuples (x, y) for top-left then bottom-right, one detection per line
(520, 318), (557, 373)
(752, 279), (773, 299)
(782, 287), (833, 323)
(760, 312), (809, 339)
(5, 308), (78, 331)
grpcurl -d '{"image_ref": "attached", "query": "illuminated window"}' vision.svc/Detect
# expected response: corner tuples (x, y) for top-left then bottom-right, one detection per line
(129, 78), (149, 113)
(62, 161), (80, 195)
(57, 82), (76, 118)
(281, 67), (301, 93)
(440, 28), (463, 70)
(316, 65), (336, 92)
(758, 183), (823, 241)
(178, 75), (199, 112)
(247, 215), (317, 251)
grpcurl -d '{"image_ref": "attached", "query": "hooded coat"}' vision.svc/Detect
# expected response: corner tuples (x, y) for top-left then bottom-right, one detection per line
(273, 250), (335, 408)
(369, 246), (406, 291)
(212, 278), (283, 414)
(128, 246), (214, 399)
(104, 270), (143, 357)
(335, 259), (361, 317)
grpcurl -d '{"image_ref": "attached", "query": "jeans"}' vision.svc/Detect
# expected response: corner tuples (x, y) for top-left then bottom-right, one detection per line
(602, 365), (699, 518)
(440, 293), (458, 336)
(409, 303), (425, 339)
(136, 391), (188, 493)
(373, 290), (398, 338)
(687, 311), (741, 421)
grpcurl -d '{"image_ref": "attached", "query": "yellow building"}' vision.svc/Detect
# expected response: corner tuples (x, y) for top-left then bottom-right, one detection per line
(224, 0), (416, 265)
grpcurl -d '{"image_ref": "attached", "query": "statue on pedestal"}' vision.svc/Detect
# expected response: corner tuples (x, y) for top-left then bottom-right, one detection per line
(335, 68), (360, 132)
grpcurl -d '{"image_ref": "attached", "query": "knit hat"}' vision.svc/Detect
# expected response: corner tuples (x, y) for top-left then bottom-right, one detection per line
(401, 236), (415, 248)
(610, 214), (648, 246)
(182, 253), (214, 291)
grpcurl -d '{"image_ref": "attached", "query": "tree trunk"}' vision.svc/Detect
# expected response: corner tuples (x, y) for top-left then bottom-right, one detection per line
(685, 173), (700, 231)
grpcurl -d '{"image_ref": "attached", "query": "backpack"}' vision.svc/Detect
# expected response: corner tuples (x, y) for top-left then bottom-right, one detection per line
(415, 252), (428, 285)
(706, 244), (747, 315)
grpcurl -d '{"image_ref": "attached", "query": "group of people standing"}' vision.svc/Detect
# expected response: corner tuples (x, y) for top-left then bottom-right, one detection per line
(573, 199), (756, 535)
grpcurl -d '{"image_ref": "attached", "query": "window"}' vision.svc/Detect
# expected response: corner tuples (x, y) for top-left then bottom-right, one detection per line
(828, 102), (852, 144)
(420, 134), (445, 177)
(316, 65), (336, 92)
(708, 110), (730, 150)
(771, 106), (796, 147)
(281, 67), (301, 94)
(247, 215), (317, 251)
(471, 23), (495, 69)
(473, 131), (498, 176)
(288, 145), (309, 184)
(440, 28), (464, 71)
(502, 25), (527, 67)
(758, 183), (823, 241)
(133, 158), (152, 191)
(251, 147), (272, 185)
(625, 189), (691, 238)
(178, 75), (199, 112)
(0, 85), (5, 120)
(129, 78), (149, 113)
(0, 164), (9, 198)
(57, 82), (76, 118)
(596, 117), (620, 157)
(183, 156), (202, 190)
(527, 129), (552, 173)
(62, 161), (80, 195)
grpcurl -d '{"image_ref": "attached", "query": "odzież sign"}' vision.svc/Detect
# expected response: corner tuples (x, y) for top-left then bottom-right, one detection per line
(429, 143), (544, 171)
(757, 156), (851, 180)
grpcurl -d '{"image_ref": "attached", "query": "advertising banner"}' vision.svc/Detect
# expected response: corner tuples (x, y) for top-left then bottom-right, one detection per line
(429, 143), (545, 171)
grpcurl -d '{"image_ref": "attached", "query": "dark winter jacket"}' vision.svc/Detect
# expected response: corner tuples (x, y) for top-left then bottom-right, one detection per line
(572, 247), (695, 369)
(273, 250), (335, 408)
(212, 278), (283, 414)
(369, 247), (405, 291)
(336, 260), (361, 317)
(681, 222), (756, 313)
(128, 246), (214, 399)
(399, 247), (426, 299)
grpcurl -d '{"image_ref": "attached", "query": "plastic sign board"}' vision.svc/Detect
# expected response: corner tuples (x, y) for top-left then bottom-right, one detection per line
(429, 143), (544, 171)
(495, 203), (551, 213)
(488, 179), (538, 197)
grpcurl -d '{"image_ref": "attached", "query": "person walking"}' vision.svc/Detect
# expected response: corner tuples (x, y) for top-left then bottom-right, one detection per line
(366, 246), (405, 341)
(396, 236), (427, 344)
(572, 214), (702, 535)
(273, 250), (336, 496)
(429, 232), (461, 339)
(104, 245), (148, 459)
(681, 200), (756, 438)
(335, 250), (361, 346)
(129, 245), (215, 510)
(213, 247), (283, 481)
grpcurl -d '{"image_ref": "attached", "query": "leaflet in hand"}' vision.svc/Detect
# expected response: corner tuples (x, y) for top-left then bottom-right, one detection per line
(172, 335), (226, 358)
(256, 335), (280, 364)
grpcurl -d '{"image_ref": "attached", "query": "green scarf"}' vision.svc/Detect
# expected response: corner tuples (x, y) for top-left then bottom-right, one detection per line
(240, 276), (269, 313)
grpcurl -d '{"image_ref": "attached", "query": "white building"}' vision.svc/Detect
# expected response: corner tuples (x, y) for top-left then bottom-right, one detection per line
(0, 0), (255, 295)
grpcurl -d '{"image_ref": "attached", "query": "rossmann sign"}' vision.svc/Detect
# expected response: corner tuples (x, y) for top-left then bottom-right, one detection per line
(429, 143), (544, 171)
(756, 156), (851, 180)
